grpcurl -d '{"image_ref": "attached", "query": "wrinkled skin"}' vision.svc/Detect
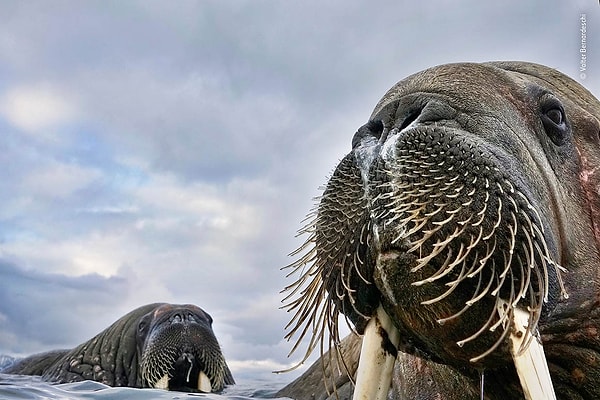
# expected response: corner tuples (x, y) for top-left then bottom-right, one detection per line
(282, 62), (600, 399)
(3, 303), (234, 392)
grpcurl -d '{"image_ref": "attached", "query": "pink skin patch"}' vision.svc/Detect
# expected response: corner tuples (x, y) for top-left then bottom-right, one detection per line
(576, 146), (600, 251)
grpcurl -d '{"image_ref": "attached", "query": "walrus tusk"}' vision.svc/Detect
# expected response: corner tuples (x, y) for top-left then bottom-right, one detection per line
(353, 305), (400, 400)
(198, 371), (212, 393)
(498, 300), (556, 400)
(154, 374), (169, 390)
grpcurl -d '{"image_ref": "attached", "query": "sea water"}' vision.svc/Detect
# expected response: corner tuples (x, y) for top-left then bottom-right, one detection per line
(0, 356), (292, 400)
(0, 374), (292, 400)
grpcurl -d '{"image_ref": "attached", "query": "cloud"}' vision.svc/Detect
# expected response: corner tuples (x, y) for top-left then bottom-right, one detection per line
(0, 85), (78, 137)
(0, 260), (129, 354)
(21, 160), (103, 200)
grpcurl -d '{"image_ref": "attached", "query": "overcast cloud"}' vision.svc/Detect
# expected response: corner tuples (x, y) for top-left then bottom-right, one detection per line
(0, 0), (598, 384)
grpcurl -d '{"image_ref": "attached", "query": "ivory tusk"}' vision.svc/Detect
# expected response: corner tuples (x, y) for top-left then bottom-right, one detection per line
(353, 305), (400, 400)
(197, 371), (212, 393)
(154, 374), (169, 390)
(498, 300), (556, 400)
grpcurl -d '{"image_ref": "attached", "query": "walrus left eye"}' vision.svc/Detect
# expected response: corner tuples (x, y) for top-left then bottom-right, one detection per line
(546, 108), (563, 126)
(541, 97), (569, 146)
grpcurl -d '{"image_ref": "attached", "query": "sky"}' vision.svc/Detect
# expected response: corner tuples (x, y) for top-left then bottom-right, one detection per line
(0, 0), (598, 385)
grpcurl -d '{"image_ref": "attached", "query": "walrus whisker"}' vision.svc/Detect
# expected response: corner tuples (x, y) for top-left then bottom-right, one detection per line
(281, 272), (320, 318)
(283, 289), (322, 341)
(534, 235), (552, 303)
(465, 239), (497, 280)
(345, 291), (375, 322)
(184, 354), (193, 382)
(431, 212), (456, 227)
(409, 227), (453, 270)
(490, 255), (511, 297)
(507, 212), (518, 254)
(321, 307), (350, 398)
(281, 288), (319, 322)
(424, 202), (446, 218)
(457, 279), (502, 349)
(490, 277), (514, 337)
(281, 266), (315, 298)
(514, 252), (529, 301)
(424, 241), (470, 284)
(289, 303), (327, 362)
(466, 263), (496, 307)
(414, 247), (455, 288)
(353, 225), (372, 285)
(286, 237), (316, 259)
(482, 200), (502, 241)
(471, 191), (490, 226)
(518, 207), (552, 304)
(445, 246), (478, 287)
(469, 307), (513, 363)
(438, 263), (486, 324)
(400, 214), (431, 239)
(421, 245), (481, 304)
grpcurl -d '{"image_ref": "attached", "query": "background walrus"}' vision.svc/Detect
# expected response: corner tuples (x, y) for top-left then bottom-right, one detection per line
(281, 61), (600, 399)
(2, 303), (235, 393)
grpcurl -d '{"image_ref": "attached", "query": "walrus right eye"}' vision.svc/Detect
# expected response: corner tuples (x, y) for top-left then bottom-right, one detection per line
(541, 96), (569, 146)
(138, 319), (150, 337)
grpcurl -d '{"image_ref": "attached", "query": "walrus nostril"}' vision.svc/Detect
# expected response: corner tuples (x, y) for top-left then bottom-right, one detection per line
(352, 119), (384, 149)
(172, 313), (183, 323)
(398, 108), (422, 132)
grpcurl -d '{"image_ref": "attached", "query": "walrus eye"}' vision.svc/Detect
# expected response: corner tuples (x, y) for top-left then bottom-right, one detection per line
(546, 108), (563, 126)
(541, 97), (569, 146)
(138, 321), (147, 334)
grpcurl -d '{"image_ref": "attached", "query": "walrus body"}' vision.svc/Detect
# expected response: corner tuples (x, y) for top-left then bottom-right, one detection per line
(282, 62), (600, 399)
(3, 303), (235, 393)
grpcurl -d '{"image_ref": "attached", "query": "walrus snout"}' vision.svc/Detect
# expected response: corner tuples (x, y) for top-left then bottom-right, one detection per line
(370, 121), (568, 362)
(138, 304), (234, 392)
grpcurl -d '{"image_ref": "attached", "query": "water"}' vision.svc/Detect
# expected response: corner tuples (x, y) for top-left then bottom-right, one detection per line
(0, 374), (291, 400)
(0, 354), (295, 399)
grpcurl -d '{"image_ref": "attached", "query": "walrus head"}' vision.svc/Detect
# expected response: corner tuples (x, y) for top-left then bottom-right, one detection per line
(283, 62), (600, 398)
(137, 304), (234, 392)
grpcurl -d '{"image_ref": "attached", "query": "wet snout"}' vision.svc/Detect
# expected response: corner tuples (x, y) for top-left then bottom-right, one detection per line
(166, 351), (212, 393)
(139, 304), (231, 393)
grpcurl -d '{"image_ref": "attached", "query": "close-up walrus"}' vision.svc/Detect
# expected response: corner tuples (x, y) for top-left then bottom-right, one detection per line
(2, 303), (235, 393)
(281, 61), (600, 400)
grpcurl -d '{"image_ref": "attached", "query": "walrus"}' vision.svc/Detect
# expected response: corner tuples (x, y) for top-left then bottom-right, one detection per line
(281, 61), (600, 399)
(2, 303), (235, 393)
